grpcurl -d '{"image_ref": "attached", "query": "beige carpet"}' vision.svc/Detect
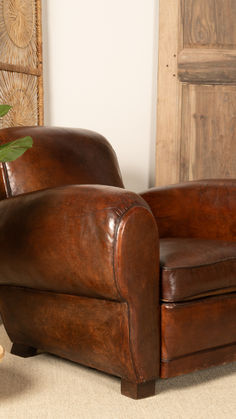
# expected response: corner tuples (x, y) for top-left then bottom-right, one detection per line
(0, 324), (236, 419)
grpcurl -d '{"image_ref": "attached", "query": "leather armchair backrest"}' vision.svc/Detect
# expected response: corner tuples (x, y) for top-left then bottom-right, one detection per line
(0, 126), (124, 198)
(141, 180), (236, 241)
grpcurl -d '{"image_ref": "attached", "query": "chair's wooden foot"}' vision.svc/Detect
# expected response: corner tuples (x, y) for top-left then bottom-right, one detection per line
(121, 379), (156, 399)
(11, 343), (37, 358)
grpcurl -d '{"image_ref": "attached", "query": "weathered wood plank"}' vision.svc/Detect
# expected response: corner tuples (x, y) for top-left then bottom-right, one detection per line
(183, 0), (236, 48)
(157, 0), (236, 185)
(180, 84), (236, 180)
(156, 0), (182, 186)
(178, 49), (236, 84)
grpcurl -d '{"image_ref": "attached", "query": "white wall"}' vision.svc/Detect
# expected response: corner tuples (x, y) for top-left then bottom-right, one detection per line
(42, 0), (159, 192)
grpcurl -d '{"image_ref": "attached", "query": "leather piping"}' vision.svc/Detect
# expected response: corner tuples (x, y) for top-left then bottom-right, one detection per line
(161, 257), (236, 271)
(162, 290), (236, 307)
(0, 284), (121, 302)
(161, 286), (236, 303)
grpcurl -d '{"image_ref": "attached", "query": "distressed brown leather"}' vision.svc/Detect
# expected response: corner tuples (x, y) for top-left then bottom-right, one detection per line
(0, 184), (150, 301)
(0, 126), (160, 393)
(0, 126), (124, 197)
(161, 342), (236, 378)
(141, 180), (236, 241)
(114, 206), (160, 382)
(160, 238), (236, 302)
(0, 126), (235, 398)
(0, 286), (137, 381)
(0, 192), (159, 384)
(141, 179), (236, 382)
(161, 294), (236, 372)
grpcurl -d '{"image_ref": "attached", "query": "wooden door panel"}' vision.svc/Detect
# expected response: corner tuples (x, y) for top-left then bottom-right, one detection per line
(183, 0), (236, 48)
(180, 84), (236, 180)
(156, 0), (236, 186)
(178, 49), (236, 84)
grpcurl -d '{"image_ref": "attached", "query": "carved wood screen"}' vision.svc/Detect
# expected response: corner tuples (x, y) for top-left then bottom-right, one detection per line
(0, 0), (43, 128)
(156, 0), (236, 186)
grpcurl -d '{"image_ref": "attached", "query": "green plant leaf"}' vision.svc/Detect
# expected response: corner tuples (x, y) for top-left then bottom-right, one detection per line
(0, 136), (33, 162)
(0, 105), (12, 117)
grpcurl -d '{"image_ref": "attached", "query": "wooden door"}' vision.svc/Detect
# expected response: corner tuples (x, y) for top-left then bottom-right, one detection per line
(156, 0), (236, 186)
(0, 0), (43, 128)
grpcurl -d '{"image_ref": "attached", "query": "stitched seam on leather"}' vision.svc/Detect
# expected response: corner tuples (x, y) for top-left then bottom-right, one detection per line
(0, 284), (124, 303)
(162, 285), (236, 303)
(161, 341), (236, 363)
(162, 291), (236, 308)
(162, 257), (236, 270)
(0, 282), (122, 302)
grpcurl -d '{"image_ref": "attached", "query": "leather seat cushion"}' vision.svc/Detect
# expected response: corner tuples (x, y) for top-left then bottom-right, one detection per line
(160, 238), (236, 302)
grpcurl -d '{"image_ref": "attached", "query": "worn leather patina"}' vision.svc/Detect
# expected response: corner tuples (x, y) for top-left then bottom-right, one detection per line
(0, 127), (235, 398)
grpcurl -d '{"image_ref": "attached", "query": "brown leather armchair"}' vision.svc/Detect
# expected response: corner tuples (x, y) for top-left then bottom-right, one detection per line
(0, 126), (235, 399)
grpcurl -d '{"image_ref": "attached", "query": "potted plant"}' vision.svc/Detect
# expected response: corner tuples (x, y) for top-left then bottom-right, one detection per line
(0, 105), (33, 162)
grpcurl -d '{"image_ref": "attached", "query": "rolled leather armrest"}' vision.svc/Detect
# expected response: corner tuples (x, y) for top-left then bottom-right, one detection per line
(0, 184), (159, 302)
(141, 179), (236, 241)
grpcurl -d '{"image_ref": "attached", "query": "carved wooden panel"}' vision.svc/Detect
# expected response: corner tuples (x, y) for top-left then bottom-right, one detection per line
(0, 71), (38, 128)
(0, 0), (43, 126)
(156, 0), (236, 186)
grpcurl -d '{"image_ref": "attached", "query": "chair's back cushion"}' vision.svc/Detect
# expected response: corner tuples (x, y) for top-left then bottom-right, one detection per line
(141, 180), (236, 241)
(0, 126), (124, 198)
